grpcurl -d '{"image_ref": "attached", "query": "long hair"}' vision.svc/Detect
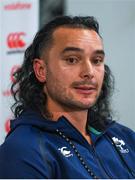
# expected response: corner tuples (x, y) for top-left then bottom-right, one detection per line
(11, 16), (114, 126)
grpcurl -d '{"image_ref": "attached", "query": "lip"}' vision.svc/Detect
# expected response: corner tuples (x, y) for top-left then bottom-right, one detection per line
(74, 86), (96, 95)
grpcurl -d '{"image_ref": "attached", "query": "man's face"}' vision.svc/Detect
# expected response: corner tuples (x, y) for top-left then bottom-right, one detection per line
(44, 27), (105, 112)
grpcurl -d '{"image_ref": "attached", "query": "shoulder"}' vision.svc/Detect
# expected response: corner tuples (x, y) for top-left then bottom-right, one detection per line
(0, 125), (42, 166)
(0, 125), (54, 178)
(110, 121), (135, 134)
(4, 125), (40, 149)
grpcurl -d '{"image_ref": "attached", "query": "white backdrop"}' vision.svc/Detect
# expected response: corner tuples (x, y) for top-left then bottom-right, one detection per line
(0, 0), (39, 144)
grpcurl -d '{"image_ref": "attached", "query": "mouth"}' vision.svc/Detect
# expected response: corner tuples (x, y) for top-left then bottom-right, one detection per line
(74, 86), (97, 95)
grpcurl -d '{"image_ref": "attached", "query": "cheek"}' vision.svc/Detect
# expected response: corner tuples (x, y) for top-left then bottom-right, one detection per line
(46, 67), (71, 89)
(96, 68), (105, 87)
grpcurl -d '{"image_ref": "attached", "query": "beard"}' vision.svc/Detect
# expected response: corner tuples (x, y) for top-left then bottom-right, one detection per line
(45, 79), (100, 112)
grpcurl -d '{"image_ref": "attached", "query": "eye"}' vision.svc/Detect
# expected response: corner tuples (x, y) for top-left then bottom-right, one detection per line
(93, 56), (104, 65)
(65, 57), (79, 64)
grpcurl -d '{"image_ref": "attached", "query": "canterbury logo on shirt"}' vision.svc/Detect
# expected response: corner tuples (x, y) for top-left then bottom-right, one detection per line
(58, 147), (73, 157)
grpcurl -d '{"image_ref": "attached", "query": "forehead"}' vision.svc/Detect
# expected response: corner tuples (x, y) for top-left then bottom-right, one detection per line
(52, 27), (103, 50)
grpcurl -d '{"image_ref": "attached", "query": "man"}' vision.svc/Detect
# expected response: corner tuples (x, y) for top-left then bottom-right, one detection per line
(0, 16), (135, 179)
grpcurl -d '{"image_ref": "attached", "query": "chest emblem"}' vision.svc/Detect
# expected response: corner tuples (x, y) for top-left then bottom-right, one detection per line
(58, 147), (73, 157)
(112, 137), (129, 153)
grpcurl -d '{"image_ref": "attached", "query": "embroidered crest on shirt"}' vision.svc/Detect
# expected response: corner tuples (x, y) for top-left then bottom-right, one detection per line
(58, 147), (73, 157)
(112, 137), (129, 153)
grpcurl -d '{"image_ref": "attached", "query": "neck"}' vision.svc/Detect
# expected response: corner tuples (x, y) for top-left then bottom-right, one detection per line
(62, 110), (88, 133)
(46, 101), (92, 144)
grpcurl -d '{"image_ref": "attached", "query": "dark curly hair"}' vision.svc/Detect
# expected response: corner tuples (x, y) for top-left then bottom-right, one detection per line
(11, 16), (114, 129)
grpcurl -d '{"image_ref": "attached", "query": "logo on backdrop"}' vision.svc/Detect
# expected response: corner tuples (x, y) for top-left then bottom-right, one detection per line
(10, 65), (20, 83)
(5, 118), (11, 133)
(6, 32), (26, 54)
(2, 65), (20, 97)
(4, 2), (32, 11)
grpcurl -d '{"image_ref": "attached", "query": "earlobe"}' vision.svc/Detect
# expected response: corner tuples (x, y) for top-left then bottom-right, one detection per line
(33, 58), (46, 82)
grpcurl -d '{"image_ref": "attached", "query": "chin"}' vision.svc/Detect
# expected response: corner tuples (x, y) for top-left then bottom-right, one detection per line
(77, 101), (96, 109)
(81, 98), (97, 106)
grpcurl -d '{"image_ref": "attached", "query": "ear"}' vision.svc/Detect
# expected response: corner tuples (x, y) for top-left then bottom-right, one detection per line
(33, 58), (46, 82)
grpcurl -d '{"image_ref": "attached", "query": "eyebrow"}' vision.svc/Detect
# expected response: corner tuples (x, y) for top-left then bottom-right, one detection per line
(61, 46), (105, 56)
(93, 50), (105, 56)
(61, 47), (84, 54)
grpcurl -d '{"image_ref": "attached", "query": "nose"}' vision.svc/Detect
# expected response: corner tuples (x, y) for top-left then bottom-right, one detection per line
(80, 60), (94, 80)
